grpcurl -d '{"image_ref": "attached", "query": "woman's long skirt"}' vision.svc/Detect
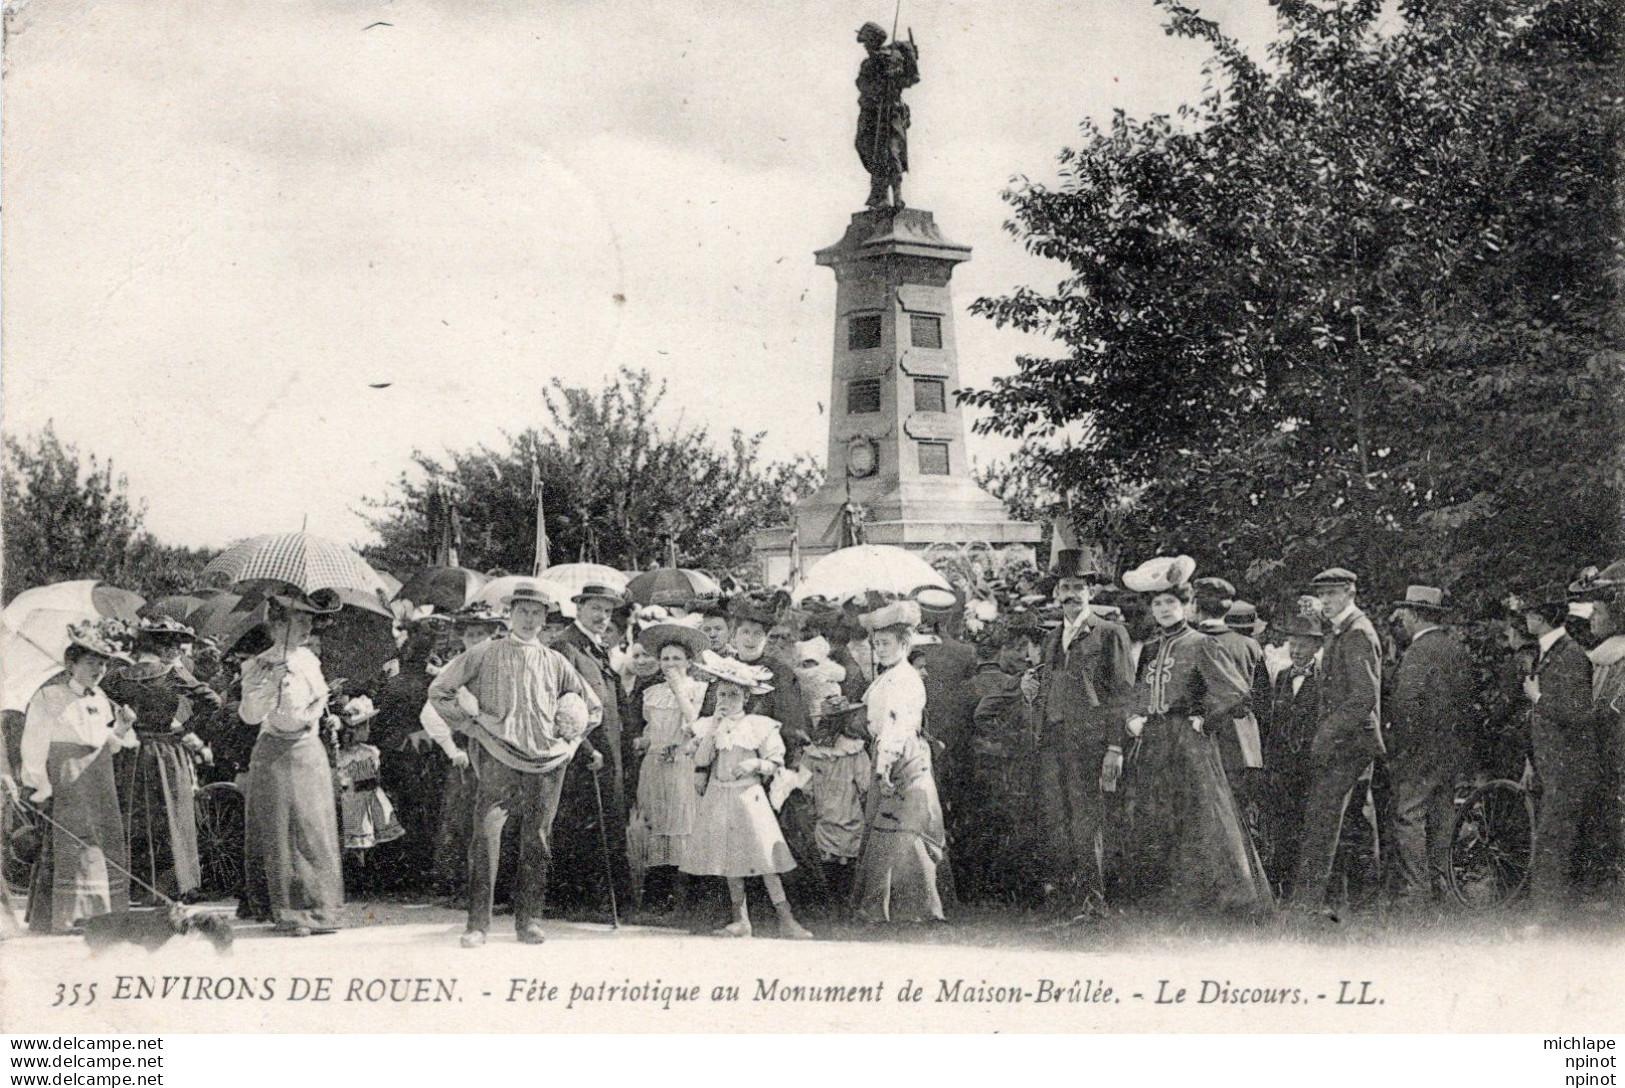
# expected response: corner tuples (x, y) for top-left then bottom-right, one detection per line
(242, 731), (344, 929)
(27, 742), (129, 933)
(850, 738), (948, 924)
(1122, 715), (1274, 914)
(116, 734), (201, 902)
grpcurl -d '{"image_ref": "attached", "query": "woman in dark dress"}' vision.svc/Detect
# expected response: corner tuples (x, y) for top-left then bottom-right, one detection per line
(104, 617), (220, 903)
(1119, 557), (1273, 915)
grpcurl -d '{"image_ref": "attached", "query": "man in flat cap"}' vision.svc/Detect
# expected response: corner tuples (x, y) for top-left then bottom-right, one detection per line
(1290, 568), (1385, 912)
(1386, 585), (1473, 907)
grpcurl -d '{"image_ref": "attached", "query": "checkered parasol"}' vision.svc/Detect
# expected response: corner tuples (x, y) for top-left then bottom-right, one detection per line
(202, 532), (387, 596)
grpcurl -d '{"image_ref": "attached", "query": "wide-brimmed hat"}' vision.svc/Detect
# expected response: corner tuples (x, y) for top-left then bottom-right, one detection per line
(1270, 612), (1325, 639)
(691, 650), (774, 694)
(555, 692), (590, 740)
(65, 619), (135, 664)
(1506, 584), (1572, 613)
(1122, 555), (1197, 594)
(912, 585), (960, 617)
(449, 601), (510, 628)
(793, 635), (833, 666)
(341, 696), (379, 725)
(817, 693), (868, 720)
(1306, 568), (1358, 591)
(1569, 560), (1625, 602)
(860, 598), (922, 632)
(640, 620), (709, 659)
(1390, 585), (1450, 615)
(1224, 600), (1264, 634)
(728, 593), (779, 629)
(571, 583), (623, 606)
(268, 588), (343, 615)
(136, 615), (196, 641)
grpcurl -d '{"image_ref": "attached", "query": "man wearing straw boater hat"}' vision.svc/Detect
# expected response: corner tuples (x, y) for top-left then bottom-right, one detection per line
(1023, 547), (1133, 914)
(429, 582), (603, 947)
(1289, 567), (1384, 913)
(1386, 585), (1474, 907)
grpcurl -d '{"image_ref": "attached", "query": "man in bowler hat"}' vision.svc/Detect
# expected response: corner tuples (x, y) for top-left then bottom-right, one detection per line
(1386, 585), (1474, 905)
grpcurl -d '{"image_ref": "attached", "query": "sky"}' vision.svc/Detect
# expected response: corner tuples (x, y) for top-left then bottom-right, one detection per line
(3, 0), (1281, 548)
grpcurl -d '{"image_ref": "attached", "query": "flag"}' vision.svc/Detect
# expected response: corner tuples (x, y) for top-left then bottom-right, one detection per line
(788, 520), (804, 590)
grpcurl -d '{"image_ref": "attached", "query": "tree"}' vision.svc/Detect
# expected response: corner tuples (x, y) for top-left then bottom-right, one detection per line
(363, 367), (822, 577)
(963, 0), (1623, 614)
(3, 424), (146, 598)
(2, 424), (219, 600)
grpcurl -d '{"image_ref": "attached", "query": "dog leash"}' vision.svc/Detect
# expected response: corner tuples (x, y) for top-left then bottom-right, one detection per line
(6, 793), (182, 911)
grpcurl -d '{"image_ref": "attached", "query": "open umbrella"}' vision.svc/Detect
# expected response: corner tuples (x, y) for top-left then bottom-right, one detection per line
(315, 588), (398, 684)
(192, 588), (397, 683)
(790, 544), (951, 605)
(395, 566), (489, 613)
(625, 568), (723, 610)
(532, 564), (629, 619)
(0, 580), (146, 712)
(202, 532), (387, 596)
(141, 594), (212, 624)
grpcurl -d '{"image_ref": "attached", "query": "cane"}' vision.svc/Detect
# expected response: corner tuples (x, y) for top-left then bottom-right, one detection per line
(588, 766), (621, 929)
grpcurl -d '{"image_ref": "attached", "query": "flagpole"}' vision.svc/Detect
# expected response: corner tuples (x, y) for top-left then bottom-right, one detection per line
(532, 457), (550, 576)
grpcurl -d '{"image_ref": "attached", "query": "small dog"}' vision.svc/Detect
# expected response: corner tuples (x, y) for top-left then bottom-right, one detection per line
(81, 904), (234, 955)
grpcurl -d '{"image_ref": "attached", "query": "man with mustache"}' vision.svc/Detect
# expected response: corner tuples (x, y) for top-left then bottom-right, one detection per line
(1022, 549), (1134, 916)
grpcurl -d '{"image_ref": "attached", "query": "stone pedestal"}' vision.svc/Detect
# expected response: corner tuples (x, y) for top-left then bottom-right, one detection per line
(755, 208), (1039, 583)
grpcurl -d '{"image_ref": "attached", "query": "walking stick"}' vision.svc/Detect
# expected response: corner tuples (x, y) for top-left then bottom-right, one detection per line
(588, 766), (621, 929)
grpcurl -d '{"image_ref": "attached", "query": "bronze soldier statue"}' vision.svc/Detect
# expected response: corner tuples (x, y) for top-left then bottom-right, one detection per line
(855, 21), (919, 212)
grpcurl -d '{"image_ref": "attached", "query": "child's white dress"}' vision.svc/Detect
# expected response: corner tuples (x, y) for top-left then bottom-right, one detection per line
(679, 713), (795, 878)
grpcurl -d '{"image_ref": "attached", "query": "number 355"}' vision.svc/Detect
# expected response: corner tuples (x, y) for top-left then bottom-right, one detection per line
(52, 982), (97, 1007)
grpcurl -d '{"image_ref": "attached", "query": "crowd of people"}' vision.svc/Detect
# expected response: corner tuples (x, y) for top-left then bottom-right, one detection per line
(5, 545), (1623, 946)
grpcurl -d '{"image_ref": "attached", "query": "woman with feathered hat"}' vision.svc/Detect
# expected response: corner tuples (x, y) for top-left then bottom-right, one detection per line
(21, 621), (139, 933)
(848, 598), (949, 924)
(1118, 557), (1273, 914)
(103, 616), (218, 905)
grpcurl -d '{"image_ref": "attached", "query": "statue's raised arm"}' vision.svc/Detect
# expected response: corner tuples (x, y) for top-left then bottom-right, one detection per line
(854, 22), (919, 213)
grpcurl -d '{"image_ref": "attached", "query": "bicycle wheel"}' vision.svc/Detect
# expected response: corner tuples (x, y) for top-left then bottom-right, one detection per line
(194, 781), (245, 902)
(1449, 779), (1534, 909)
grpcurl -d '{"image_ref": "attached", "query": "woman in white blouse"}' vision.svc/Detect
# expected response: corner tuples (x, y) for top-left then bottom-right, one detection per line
(22, 625), (138, 934)
(849, 600), (949, 924)
(238, 593), (345, 936)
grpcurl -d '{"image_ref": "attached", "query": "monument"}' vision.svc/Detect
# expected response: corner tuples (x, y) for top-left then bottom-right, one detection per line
(754, 24), (1040, 585)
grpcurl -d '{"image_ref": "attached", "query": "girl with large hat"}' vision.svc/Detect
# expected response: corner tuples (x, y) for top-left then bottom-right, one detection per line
(102, 616), (218, 905)
(678, 652), (813, 939)
(848, 598), (950, 924)
(1118, 557), (1273, 914)
(21, 621), (139, 933)
(238, 592), (346, 935)
(629, 620), (710, 913)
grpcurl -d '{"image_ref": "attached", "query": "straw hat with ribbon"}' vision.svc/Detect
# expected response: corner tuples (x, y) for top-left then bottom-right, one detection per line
(690, 650), (774, 694)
